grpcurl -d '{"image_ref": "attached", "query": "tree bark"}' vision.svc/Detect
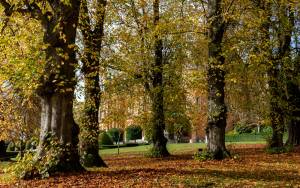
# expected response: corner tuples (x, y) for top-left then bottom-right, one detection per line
(150, 0), (169, 157)
(206, 0), (229, 160)
(268, 3), (293, 148)
(79, 0), (107, 167)
(268, 68), (285, 148)
(30, 0), (84, 176)
(286, 69), (300, 146)
(286, 119), (300, 146)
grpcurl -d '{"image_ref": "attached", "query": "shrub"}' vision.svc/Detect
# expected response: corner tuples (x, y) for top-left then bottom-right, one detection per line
(107, 128), (124, 143)
(234, 122), (253, 134)
(265, 146), (293, 154)
(7, 139), (71, 179)
(194, 149), (231, 161)
(99, 132), (114, 146)
(193, 149), (213, 161)
(261, 126), (272, 134)
(126, 125), (142, 142)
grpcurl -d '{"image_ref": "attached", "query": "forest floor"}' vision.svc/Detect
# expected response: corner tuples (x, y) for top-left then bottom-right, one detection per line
(1, 144), (300, 187)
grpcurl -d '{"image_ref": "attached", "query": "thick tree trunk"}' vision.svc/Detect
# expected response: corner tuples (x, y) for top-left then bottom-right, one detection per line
(206, 0), (229, 160)
(37, 93), (83, 172)
(31, 0), (84, 177)
(150, 0), (169, 157)
(79, 0), (107, 167)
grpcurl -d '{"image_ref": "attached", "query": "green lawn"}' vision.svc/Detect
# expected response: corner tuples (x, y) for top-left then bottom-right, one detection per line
(99, 143), (206, 156)
(99, 141), (266, 156)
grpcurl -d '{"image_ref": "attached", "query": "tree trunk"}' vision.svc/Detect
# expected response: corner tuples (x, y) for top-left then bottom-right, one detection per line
(268, 3), (293, 148)
(268, 68), (284, 148)
(79, 0), (107, 167)
(286, 120), (300, 146)
(150, 0), (169, 157)
(31, 0), (84, 177)
(37, 93), (83, 172)
(206, 0), (229, 160)
(286, 75), (300, 146)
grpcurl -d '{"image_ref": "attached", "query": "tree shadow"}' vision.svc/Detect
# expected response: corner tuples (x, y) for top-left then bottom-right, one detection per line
(86, 167), (300, 183)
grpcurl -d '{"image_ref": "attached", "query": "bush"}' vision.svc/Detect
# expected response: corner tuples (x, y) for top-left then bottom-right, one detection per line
(193, 149), (213, 161)
(265, 146), (293, 154)
(99, 132), (114, 146)
(261, 126), (272, 134)
(234, 122), (253, 134)
(107, 128), (124, 143)
(126, 125), (142, 142)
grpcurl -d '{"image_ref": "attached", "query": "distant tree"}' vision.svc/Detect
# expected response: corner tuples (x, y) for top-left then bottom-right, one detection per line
(126, 125), (142, 142)
(99, 132), (114, 146)
(107, 128), (124, 143)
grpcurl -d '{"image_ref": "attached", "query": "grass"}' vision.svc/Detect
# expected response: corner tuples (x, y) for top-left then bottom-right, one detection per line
(99, 143), (206, 156)
(225, 133), (267, 142)
(99, 141), (266, 156)
(225, 132), (287, 143)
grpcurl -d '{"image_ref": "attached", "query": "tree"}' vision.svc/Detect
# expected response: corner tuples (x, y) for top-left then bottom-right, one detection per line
(254, 0), (295, 148)
(107, 128), (124, 143)
(78, 0), (107, 167)
(149, 0), (170, 157)
(205, 0), (230, 159)
(126, 125), (142, 142)
(285, 8), (300, 146)
(0, 0), (84, 178)
(0, 9), (43, 147)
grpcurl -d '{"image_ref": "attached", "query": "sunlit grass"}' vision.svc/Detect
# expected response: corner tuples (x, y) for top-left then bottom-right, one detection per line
(99, 141), (266, 156)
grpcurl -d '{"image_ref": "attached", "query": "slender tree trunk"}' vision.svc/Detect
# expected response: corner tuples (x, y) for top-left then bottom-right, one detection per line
(268, 3), (293, 148)
(286, 120), (300, 146)
(286, 73), (300, 146)
(206, 0), (229, 160)
(268, 68), (285, 147)
(150, 0), (169, 157)
(79, 0), (107, 167)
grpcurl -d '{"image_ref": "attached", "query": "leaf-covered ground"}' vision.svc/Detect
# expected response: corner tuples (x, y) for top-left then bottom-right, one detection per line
(1, 144), (300, 187)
